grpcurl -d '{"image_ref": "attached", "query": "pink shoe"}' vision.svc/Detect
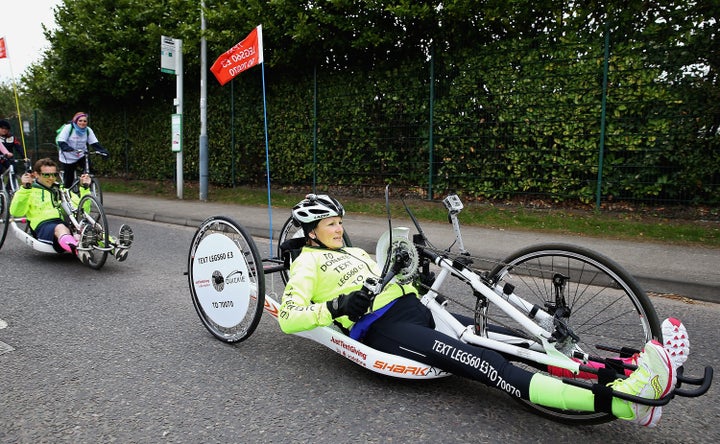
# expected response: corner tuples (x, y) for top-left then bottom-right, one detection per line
(548, 317), (690, 379)
(610, 340), (675, 427)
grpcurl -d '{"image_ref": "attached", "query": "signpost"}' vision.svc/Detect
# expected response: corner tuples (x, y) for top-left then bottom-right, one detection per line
(171, 114), (182, 153)
(161, 36), (183, 199)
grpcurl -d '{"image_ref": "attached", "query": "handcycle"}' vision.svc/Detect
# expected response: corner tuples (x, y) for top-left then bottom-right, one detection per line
(0, 154), (29, 250)
(6, 171), (129, 270)
(58, 148), (106, 204)
(186, 189), (713, 425)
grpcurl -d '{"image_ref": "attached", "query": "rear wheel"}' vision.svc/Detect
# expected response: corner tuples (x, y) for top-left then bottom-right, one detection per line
(77, 194), (109, 270)
(487, 243), (661, 424)
(6, 170), (20, 200)
(0, 191), (9, 250)
(188, 216), (265, 343)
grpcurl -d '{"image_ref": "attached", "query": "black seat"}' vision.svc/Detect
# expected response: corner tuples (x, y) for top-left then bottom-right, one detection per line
(279, 236), (306, 270)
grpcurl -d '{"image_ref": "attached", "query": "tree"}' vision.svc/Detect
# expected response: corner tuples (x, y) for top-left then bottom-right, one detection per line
(23, 0), (199, 108)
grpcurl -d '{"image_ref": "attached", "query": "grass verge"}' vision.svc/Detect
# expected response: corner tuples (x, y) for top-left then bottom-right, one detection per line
(102, 178), (720, 248)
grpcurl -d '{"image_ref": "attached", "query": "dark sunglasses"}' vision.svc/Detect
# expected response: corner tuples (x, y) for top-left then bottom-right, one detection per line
(40, 172), (59, 178)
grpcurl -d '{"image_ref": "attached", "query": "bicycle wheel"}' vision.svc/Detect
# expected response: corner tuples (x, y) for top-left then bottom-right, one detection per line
(277, 215), (352, 284)
(486, 243), (661, 425)
(77, 194), (110, 270)
(188, 216), (265, 343)
(0, 191), (8, 250)
(6, 170), (20, 200)
(90, 178), (103, 204)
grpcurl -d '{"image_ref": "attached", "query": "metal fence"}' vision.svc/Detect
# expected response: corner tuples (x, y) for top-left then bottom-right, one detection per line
(11, 29), (719, 209)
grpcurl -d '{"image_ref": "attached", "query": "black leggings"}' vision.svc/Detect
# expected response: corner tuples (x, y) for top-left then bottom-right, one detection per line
(61, 158), (83, 189)
(363, 295), (534, 400)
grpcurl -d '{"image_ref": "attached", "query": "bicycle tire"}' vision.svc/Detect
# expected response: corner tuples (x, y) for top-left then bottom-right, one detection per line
(188, 216), (265, 343)
(77, 194), (110, 270)
(0, 191), (8, 250)
(6, 170), (20, 200)
(277, 215), (352, 284)
(486, 243), (661, 425)
(90, 178), (103, 205)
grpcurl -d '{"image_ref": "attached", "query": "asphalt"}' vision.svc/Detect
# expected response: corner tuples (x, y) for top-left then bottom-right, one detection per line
(102, 192), (720, 304)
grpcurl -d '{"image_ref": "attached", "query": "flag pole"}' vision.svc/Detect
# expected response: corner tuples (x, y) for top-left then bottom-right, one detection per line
(9, 70), (28, 162)
(207, 25), (269, 251)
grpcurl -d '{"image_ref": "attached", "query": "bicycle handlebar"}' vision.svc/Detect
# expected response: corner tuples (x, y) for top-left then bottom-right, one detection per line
(70, 149), (108, 157)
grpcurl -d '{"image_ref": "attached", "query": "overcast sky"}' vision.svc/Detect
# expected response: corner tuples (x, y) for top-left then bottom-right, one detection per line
(1, 0), (62, 80)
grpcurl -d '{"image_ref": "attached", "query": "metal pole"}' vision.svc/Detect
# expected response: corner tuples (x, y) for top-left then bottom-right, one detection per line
(596, 26), (610, 210)
(199, 1), (209, 201)
(33, 110), (39, 161)
(312, 65), (318, 193)
(176, 38), (184, 200)
(428, 45), (435, 200)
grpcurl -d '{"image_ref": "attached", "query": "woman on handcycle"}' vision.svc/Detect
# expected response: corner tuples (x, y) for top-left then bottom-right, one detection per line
(278, 194), (689, 427)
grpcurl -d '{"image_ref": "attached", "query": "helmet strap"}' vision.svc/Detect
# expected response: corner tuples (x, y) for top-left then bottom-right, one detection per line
(307, 229), (330, 249)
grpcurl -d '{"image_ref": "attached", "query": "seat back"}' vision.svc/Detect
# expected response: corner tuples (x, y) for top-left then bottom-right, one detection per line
(279, 236), (306, 270)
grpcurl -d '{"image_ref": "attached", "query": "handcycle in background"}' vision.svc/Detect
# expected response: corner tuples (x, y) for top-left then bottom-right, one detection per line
(186, 189), (713, 425)
(5, 170), (131, 269)
(0, 154), (30, 250)
(58, 148), (107, 204)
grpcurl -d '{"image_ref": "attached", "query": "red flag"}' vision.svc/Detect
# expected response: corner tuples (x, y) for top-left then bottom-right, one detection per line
(0, 37), (7, 59)
(210, 25), (264, 86)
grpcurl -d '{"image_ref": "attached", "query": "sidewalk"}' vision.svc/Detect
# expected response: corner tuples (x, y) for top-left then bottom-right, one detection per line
(103, 192), (720, 304)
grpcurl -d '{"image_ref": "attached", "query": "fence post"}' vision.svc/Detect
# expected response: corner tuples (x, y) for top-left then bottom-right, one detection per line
(313, 65), (318, 193)
(428, 47), (435, 200)
(33, 109), (39, 161)
(596, 26), (610, 210)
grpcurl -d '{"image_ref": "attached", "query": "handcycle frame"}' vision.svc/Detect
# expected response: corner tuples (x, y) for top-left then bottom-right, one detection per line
(4, 176), (112, 269)
(187, 192), (713, 425)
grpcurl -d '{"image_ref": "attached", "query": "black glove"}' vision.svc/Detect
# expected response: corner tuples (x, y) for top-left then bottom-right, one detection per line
(326, 289), (372, 321)
(58, 141), (73, 152)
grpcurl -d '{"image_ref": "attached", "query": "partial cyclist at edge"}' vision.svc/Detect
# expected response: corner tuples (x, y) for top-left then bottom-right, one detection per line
(0, 119), (22, 176)
(10, 157), (133, 263)
(56, 111), (109, 189)
(278, 193), (691, 427)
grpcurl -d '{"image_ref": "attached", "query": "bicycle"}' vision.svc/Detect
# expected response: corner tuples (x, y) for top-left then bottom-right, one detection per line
(6, 175), (125, 270)
(58, 148), (106, 204)
(186, 190), (712, 425)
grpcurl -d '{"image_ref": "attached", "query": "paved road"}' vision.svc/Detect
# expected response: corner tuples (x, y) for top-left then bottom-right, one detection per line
(103, 192), (720, 303)
(1, 217), (717, 443)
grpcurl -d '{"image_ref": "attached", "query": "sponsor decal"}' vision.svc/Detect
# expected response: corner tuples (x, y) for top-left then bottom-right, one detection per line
(432, 339), (521, 396)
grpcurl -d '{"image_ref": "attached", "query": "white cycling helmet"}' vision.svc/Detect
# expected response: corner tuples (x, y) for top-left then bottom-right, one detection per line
(291, 194), (345, 226)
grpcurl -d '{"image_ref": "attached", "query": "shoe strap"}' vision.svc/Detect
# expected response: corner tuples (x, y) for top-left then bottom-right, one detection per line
(592, 383), (614, 414)
(597, 365), (620, 386)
